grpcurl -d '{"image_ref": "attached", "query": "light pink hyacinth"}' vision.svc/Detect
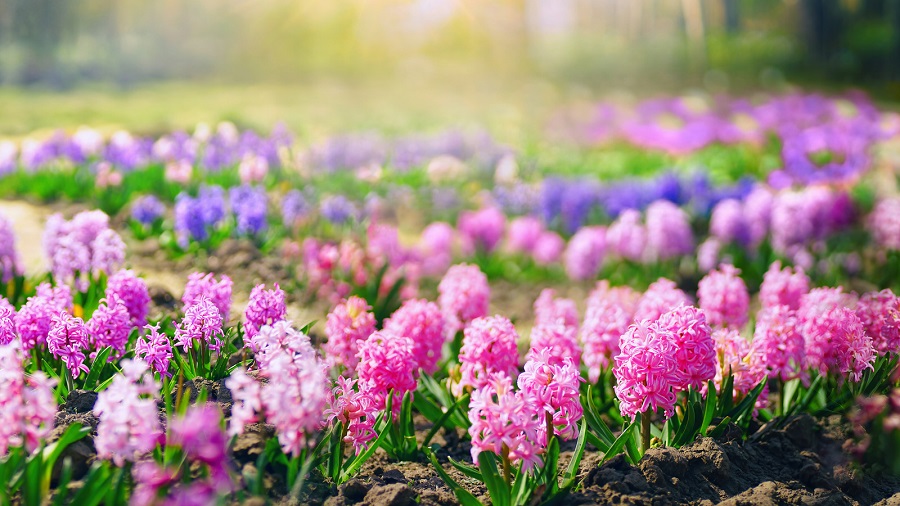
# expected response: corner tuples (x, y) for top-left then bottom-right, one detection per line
(751, 305), (806, 382)
(633, 278), (691, 323)
(645, 200), (694, 261)
(356, 331), (419, 417)
(697, 264), (750, 329)
(869, 197), (900, 250)
(804, 306), (875, 382)
(0, 306), (15, 345)
(243, 283), (287, 344)
(856, 290), (900, 355)
(323, 296), (376, 374)
(455, 315), (521, 395)
(94, 360), (163, 465)
(438, 264), (490, 338)
(383, 299), (445, 374)
(468, 372), (543, 471)
(613, 319), (682, 420)
(47, 312), (90, 376)
(0, 344), (56, 455)
(135, 323), (172, 378)
(533, 289), (579, 329)
(506, 216), (544, 254)
(249, 320), (316, 370)
(759, 261), (810, 311)
(182, 272), (233, 321)
(581, 286), (635, 382)
(225, 368), (262, 437)
(518, 348), (584, 441)
(606, 209), (647, 262)
(658, 305), (716, 391)
(564, 226), (606, 281)
(712, 329), (765, 399)
(174, 297), (225, 353)
(532, 231), (565, 265)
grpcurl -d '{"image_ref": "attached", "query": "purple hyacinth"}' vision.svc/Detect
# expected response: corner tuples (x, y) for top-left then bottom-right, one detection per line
(0, 305), (15, 345)
(229, 185), (269, 236)
(47, 312), (91, 376)
(175, 298), (224, 353)
(243, 283), (287, 341)
(281, 189), (311, 227)
(105, 270), (151, 327)
(86, 297), (133, 358)
(564, 226), (606, 281)
(130, 195), (166, 226)
(458, 207), (506, 255)
(135, 323), (173, 377)
(320, 195), (357, 225)
(183, 272), (233, 321)
(645, 200), (694, 261)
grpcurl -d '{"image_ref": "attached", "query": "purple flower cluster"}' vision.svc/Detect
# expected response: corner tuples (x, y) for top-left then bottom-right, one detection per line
(230, 184), (269, 236)
(43, 211), (125, 289)
(174, 185), (228, 246)
(182, 272), (233, 321)
(243, 283), (287, 342)
(0, 214), (22, 283)
(106, 269), (151, 327)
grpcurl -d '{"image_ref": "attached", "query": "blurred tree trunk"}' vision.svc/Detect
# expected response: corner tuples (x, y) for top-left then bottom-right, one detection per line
(723, 0), (740, 33)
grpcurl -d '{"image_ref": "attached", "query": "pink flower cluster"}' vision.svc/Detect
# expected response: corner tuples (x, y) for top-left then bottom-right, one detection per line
(94, 360), (163, 465)
(759, 261), (810, 311)
(518, 348), (583, 441)
(86, 296), (132, 358)
(564, 226), (606, 281)
(697, 264), (750, 329)
(323, 296), (376, 373)
(454, 315), (520, 395)
(43, 210), (125, 290)
(581, 282), (639, 382)
(356, 330), (419, 416)
(383, 298), (446, 374)
(528, 289), (581, 366)
(633, 278), (691, 322)
(712, 329), (766, 400)
(47, 312), (91, 375)
(0, 214), (22, 284)
(243, 283), (287, 343)
(458, 207), (506, 255)
(0, 344), (56, 455)
(0, 306), (15, 345)
(803, 306), (875, 382)
(105, 269), (151, 327)
(856, 289), (900, 355)
(646, 201), (694, 261)
(174, 297), (225, 353)
(751, 305), (806, 382)
(869, 197), (900, 250)
(182, 272), (233, 321)
(438, 264), (490, 338)
(324, 376), (379, 454)
(468, 373), (544, 471)
(606, 209), (647, 262)
(135, 323), (173, 377)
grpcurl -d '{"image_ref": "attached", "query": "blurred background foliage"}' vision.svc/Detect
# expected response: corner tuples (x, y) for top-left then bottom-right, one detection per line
(0, 0), (898, 134)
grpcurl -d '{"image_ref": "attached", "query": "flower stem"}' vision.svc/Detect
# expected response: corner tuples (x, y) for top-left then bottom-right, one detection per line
(641, 410), (652, 454)
(501, 444), (512, 486)
(175, 370), (185, 409)
(545, 411), (555, 448)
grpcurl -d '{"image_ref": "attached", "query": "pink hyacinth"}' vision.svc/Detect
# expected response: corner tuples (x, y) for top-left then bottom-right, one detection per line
(0, 214), (22, 284)
(582, 294), (634, 383)
(804, 306), (875, 382)
(174, 297), (224, 353)
(224, 368), (262, 437)
(94, 360), (164, 465)
(564, 226), (606, 281)
(258, 339), (329, 457)
(0, 344), (56, 455)
(506, 216), (544, 254)
(455, 315), (520, 395)
(0, 306), (16, 345)
(323, 296), (376, 373)
(710, 199), (749, 246)
(249, 320), (316, 370)
(697, 264), (750, 329)
(458, 206), (506, 255)
(135, 323), (173, 377)
(533, 289), (579, 329)
(356, 331), (419, 416)
(182, 272), (233, 321)
(36, 282), (73, 311)
(416, 222), (455, 277)
(527, 322), (581, 368)
(15, 288), (69, 351)
(633, 278), (691, 323)
(105, 269), (151, 327)
(91, 228), (126, 277)
(383, 299), (445, 374)
(324, 376), (378, 454)
(606, 209), (647, 262)
(697, 238), (722, 273)
(168, 405), (232, 483)
(869, 197), (900, 250)
(613, 319), (682, 420)
(86, 296), (133, 358)
(658, 305), (716, 391)
(438, 264), (490, 338)
(742, 186), (773, 248)
(468, 372), (544, 471)
(856, 290), (900, 355)
(759, 261), (810, 311)
(645, 200), (694, 261)
(518, 348), (584, 441)
(751, 305), (806, 382)
(712, 329), (765, 399)
(243, 283), (287, 343)
(532, 231), (565, 265)
(47, 312), (91, 376)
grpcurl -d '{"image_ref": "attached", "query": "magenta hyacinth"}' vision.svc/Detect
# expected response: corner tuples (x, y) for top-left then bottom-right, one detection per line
(468, 372), (543, 471)
(0, 306), (16, 345)
(751, 305), (806, 382)
(645, 200), (694, 261)
(455, 315), (521, 395)
(527, 322), (581, 368)
(243, 283), (287, 342)
(355, 331), (419, 417)
(581, 294), (635, 383)
(0, 344), (56, 455)
(416, 222), (455, 277)
(518, 348), (584, 441)
(759, 261), (810, 311)
(458, 206), (506, 255)
(658, 305), (716, 391)
(105, 269), (151, 327)
(633, 278), (691, 323)
(174, 297), (225, 353)
(135, 323), (173, 377)
(324, 376), (379, 454)
(438, 263), (490, 338)
(804, 306), (875, 382)
(606, 209), (647, 262)
(710, 199), (749, 246)
(712, 328), (765, 399)
(182, 272), (233, 321)
(697, 264), (750, 329)
(506, 216), (544, 254)
(47, 312), (91, 376)
(613, 319), (682, 420)
(533, 289), (579, 329)
(856, 290), (900, 355)
(564, 226), (606, 281)
(166, 404), (233, 492)
(86, 296), (133, 358)
(383, 299), (445, 374)
(94, 360), (164, 466)
(36, 282), (73, 311)
(323, 296), (376, 373)
(532, 231), (565, 265)
(15, 289), (68, 351)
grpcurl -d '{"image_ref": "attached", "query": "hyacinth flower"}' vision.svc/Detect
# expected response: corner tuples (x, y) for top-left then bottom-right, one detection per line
(0, 306), (15, 345)
(581, 286), (636, 383)
(633, 278), (691, 322)
(47, 312), (91, 379)
(243, 282), (287, 343)
(697, 264), (750, 330)
(382, 298), (445, 375)
(458, 206), (506, 256)
(182, 271), (233, 321)
(131, 405), (233, 506)
(438, 263), (490, 340)
(0, 343), (57, 456)
(0, 214), (23, 287)
(43, 210), (125, 291)
(759, 261), (810, 311)
(174, 297), (225, 379)
(356, 330), (419, 417)
(323, 296), (376, 374)
(86, 296), (133, 359)
(136, 323), (173, 378)
(564, 226), (606, 281)
(856, 289), (900, 355)
(230, 184), (269, 238)
(454, 315), (520, 396)
(94, 360), (164, 466)
(105, 269), (151, 327)
(518, 348), (584, 442)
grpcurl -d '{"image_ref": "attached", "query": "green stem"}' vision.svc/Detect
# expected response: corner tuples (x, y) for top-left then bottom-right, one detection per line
(501, 444), (512, 486)
(641, 410), (652, 454)
(175, 370), (185, 409)
(546, 412), (555, 448)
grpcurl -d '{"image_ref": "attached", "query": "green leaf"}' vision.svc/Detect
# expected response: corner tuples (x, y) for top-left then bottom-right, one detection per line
(449, 457), (483, 481)
(41, 424), (90, 493)
(68, 463), (111, 506)
(707, 416), (733, 439)
(424, 448), (484, 506)
(477, 451), (511, 506)
(700, 380), (717, 436)
(421, 394), (470, 449)
(601, 421), (635, 463)
(83, 347), (113, 390)
(561, 420), (588, 490)
(340, 414), (388, 482)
